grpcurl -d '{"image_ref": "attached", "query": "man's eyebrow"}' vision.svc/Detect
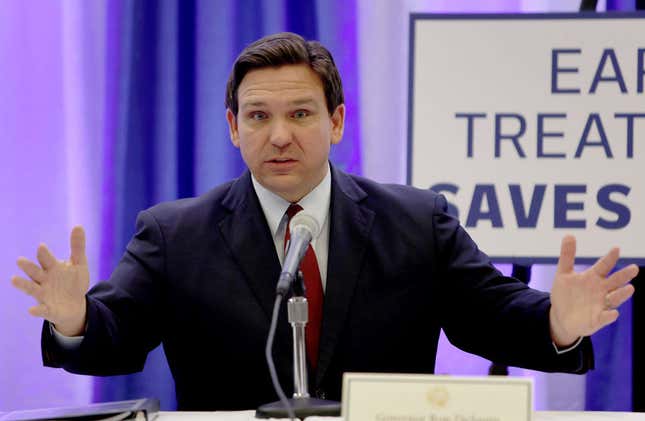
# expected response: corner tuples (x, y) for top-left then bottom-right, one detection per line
(289, 98), (317, 106)
(239, 98), (319, 108)
(240, 100), (267, 108)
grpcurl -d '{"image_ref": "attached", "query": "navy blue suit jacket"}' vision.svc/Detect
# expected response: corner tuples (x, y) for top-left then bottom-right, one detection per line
(42, 165), (593, 410)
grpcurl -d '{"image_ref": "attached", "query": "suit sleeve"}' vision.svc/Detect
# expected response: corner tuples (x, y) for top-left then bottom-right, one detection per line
(432, 194), (594, 373)
(42, 210), (166, 375)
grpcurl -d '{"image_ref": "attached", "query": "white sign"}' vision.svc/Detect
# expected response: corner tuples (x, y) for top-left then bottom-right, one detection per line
(342, 373), (533, 421)
(408, 13), (645, 264)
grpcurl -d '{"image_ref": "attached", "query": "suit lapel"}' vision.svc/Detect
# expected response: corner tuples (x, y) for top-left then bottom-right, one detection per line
(217, 168), (375, 387)
(316, 167), (374, 386)
(217, 171), (283, 321)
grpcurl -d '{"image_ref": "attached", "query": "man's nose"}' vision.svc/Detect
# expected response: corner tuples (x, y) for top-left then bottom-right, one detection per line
(269, 118), (292, 148)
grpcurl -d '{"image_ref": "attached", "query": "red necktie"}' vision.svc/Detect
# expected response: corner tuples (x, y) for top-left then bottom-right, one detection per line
(284, 204), (323, 370)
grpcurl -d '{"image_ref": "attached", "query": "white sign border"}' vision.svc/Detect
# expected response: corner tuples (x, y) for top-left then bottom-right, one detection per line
(342, 372), (533, 421)
(407, 11), (645, 266)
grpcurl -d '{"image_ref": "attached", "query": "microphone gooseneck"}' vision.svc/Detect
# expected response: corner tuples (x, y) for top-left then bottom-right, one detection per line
(258, 210), (341, 419)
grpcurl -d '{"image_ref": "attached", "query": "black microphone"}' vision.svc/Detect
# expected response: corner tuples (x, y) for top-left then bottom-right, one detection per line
(260, 211), (340, 420)
(275, 213), (320, 296)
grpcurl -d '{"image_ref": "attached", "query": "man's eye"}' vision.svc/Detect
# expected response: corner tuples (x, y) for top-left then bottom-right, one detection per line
(250, 112), (267, 121)
(292, 110), (309, 119)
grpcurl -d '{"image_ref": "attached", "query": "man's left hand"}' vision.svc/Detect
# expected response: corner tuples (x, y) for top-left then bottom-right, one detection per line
(549, 235), (638, 347)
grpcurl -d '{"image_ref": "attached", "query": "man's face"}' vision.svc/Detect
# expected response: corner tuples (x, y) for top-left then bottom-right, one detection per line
(226, 64), (345, 203)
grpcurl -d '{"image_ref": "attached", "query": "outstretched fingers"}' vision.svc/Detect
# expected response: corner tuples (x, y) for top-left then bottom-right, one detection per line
(70, 226), (87, 266)
(598, 309), (620, 328)
(36, 243), (58, 271)
(606, 264), (639, 290)
(28, 303), (49, 319)
(556, 235), (576, 274)
(605, 283), (636, 310)
(591, 247), (620, 278)
(11, 275), (43, 301)
(16, 257), (46, 284)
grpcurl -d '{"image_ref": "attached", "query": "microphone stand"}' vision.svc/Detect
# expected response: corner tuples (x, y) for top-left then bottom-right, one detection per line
(256, 272), (341, 419)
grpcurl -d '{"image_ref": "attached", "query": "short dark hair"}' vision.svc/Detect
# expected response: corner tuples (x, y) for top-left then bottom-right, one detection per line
(225, 32), (344, 116)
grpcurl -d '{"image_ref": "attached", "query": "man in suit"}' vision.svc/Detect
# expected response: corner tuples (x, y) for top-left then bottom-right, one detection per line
(11, 32), (638, 410)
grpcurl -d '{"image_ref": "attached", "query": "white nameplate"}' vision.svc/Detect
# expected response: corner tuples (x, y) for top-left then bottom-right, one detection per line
(342, 373), (533, 421)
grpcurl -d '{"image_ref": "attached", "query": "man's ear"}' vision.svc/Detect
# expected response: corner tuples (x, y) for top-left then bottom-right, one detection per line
(226, 108), (240, 148)
(330, 104), (345, 145)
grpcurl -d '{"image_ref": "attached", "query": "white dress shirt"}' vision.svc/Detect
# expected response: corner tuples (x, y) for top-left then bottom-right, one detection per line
(251, 163), (331, 291)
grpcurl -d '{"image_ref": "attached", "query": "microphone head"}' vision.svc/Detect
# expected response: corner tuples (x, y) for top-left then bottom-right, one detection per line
(290, 212), (320, 239)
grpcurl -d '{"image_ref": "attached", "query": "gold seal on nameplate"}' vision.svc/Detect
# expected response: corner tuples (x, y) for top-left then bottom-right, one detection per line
(426, 386), (449, 408)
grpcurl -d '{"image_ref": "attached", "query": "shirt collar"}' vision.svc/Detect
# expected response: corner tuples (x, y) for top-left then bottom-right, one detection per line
(251, 163), (331, 239)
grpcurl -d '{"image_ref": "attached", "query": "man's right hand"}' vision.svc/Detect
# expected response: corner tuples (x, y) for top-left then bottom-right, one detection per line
(11, 226), (90, 336)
